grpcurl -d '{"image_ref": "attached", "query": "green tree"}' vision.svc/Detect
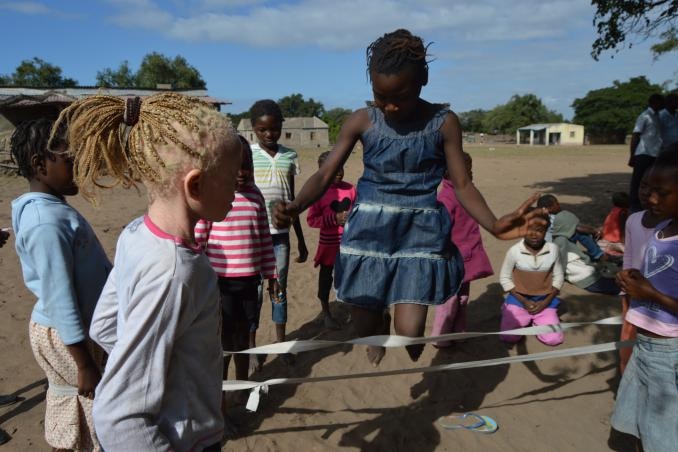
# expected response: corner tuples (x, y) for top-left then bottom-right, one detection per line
(572, 76), (664, 143)
(458, 109), (487, 132)
(96, 61), (136, 87)
(0, 57), (77, 87)
(277, 93), (325, 118)
(97, 53), (206, 89)
(482, 94), (563, 134)
(591, 0), (678, 60)
(322, 107), (352, 143)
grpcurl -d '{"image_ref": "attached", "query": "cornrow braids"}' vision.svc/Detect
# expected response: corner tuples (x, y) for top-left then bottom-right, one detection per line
(50, 92), (237, 200)
(249, 99), (284, 126)
(366, 29), (431, 80)
(10, 118), (67, 179)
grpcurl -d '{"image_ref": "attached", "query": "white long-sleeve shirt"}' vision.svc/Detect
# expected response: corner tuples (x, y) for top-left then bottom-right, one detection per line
(500, 241), (564, 294)
(90, 216), (223, 451)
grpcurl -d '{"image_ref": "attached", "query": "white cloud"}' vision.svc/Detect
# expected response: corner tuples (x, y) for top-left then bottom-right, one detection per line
(105, 0), (593, 49)
(0, 1), (55, 15)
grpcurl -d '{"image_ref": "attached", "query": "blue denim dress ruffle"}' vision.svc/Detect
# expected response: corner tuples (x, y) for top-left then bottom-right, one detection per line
(335, 105), (464, 310)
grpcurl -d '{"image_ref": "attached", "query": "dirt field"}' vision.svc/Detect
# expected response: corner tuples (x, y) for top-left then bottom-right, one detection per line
(0, 144), (636, 451)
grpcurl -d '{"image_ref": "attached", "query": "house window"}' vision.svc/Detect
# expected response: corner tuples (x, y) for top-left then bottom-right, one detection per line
(310, 132), (315, 140)
(285, 132), (292, 139)
(569, 131), (575, 138)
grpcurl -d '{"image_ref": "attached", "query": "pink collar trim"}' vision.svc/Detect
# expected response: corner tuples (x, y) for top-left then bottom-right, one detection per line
(143, 215), (203, 253)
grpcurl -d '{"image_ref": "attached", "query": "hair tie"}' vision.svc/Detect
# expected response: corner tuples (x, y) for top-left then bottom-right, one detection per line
(123, 96), (142, 126)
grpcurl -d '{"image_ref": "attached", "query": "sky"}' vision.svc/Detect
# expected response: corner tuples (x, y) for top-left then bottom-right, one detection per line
(0, 0), (675, 119)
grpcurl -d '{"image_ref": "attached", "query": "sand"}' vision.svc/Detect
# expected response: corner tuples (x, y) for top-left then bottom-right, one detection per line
(0, 144), (635, 451)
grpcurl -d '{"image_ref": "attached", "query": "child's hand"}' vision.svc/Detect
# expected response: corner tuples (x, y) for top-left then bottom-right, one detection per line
(528, 299), (550, 315)
(336, 211), (348, 226)
(77, 364), (101, 399)
(493, 193), (548, 240)
(267, 279), (281, 302)
(617, 269), (655, 300)
(296, 241), (308, 263)
(0, 228), (10, 248)
(272, 201), (298, 229)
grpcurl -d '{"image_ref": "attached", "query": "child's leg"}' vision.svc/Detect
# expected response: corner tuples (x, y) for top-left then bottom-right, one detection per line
(270, 234), (290, 342)
(499, 302), (532, 343)
(393, 303), (428, 361)
(351, 305), (390, 365)
(431, 295), (460, 347)
(572, 232), (604, 260)
(451, 282), (470, 333)
(318, 264), (340, 329)
(532, 307), (564, 346)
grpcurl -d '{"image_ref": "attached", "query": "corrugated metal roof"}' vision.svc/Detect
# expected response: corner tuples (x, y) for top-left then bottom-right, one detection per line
(518, 123), (584, 131)
(0, 86), (230, 104)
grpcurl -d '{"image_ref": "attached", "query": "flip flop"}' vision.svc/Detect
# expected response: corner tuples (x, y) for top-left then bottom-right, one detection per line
(440, 412), (498, 434)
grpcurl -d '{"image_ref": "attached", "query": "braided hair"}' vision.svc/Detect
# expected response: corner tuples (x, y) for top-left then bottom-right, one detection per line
(249, 99), (284, 126)
(366, 29), (431, 82)
(49, 92), (239, 200)
(10, 118), (67, 179)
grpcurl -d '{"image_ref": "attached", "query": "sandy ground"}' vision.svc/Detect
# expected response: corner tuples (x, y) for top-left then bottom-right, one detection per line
(0, 144), (637, 451)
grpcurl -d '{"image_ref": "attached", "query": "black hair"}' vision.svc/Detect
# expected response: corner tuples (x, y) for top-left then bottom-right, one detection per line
(526, 206), (550, 227)
(237, 134), (253, 172)
(653, 144), (678, 173)
(318, 151), (331, 167)
(537, 194), (558, 209)
(366, 29), (430, 82)
(10, 118), (66, 179)
(611, 191), (630, 208)
(249, 99), (284, 126)
(648, 93), (664, 105)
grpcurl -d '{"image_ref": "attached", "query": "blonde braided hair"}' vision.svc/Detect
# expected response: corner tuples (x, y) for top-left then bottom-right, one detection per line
(49, 92), (237, 200)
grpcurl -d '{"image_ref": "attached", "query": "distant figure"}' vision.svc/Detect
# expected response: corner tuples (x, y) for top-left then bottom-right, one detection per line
(538, 194), (604, 261)
(598, 192), (630, 256)
(660, 92), (678, 150)
(629, 93), (664, 212)
(499, 217), (564, 346)
(431, 152), (493, 346)
(306, 151), (356, 330)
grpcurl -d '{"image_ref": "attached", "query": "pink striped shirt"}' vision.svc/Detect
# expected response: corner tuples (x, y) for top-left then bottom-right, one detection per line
(195, 184), (277, 279)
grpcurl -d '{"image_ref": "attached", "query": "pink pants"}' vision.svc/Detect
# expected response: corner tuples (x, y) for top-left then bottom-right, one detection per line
(431, 282), (469, 347)
(499, 303), (563, 346)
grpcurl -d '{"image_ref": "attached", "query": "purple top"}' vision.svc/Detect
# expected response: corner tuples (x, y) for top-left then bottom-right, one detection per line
(438, 179), (493, 283)
(626, 220), (678, 337)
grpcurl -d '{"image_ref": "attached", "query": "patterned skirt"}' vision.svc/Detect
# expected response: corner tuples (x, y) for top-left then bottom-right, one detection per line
(29, 321), (102, 451)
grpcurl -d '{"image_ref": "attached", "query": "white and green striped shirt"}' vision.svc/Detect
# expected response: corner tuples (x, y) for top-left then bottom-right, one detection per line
(251, 143), (300, 234)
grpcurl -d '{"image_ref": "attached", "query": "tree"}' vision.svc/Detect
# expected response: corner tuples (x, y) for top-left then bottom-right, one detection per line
(322, 107), (352, 143)
(458, 109), (488, 133)
(96, 53), (206, 89)
(572, 76), (664, 143)
(591, 0), (678, 60)
(0, 57), (77, 87)
(96, 61), (135, 87)
(482, 94), (563, 134)
(277, 93), (325, 118)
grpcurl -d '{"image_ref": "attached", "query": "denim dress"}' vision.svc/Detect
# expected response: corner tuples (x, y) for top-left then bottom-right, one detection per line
(335, 105), (464, 311)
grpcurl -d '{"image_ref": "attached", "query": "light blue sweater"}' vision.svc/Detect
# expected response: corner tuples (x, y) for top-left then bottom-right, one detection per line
(12, 193), (111, 345)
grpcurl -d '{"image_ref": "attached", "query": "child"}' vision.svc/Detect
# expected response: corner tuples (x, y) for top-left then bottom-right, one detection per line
(195, 135), (278, 382)
(431, 152), (493, 346)
(53, 94), (242, 451)
(538, 194), (604, 260)
(499, 217), (565, 346)
(611, 149), (678, 452)
(306, 151), (356, 329)
(599, 192), (629, 256)
(552, 210), (620, 295)
(272, 29), (545, 365)
(10, 119), (112, 451)
(618, 172), (662, 373)
(249, 99), (308, 356)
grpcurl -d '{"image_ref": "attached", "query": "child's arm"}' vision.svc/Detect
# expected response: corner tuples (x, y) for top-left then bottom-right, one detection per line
(440, 113), (544, 239)
(617, 269), (678, 315)
(0, 228), (9, 248)
(498, 246), (518, 293)
(90, 269), (118, 354)
(306, 199), (328, 229)
(289, 177), (309, 263)
(272, 110), (367, 228)
(622, 215), (635, 270)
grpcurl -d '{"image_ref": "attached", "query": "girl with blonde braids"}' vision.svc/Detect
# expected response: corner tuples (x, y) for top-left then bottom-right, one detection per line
(52, 93), (241, 451)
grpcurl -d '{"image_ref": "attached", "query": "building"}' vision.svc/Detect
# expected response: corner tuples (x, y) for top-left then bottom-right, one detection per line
(238, 116), (329, 149)
(516, 123), (585, 146)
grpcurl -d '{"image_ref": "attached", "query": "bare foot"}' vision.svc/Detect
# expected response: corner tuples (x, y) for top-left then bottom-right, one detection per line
(366, 345), (386, 366)
(249, 355), (263, 374)
(406, 344), (424, 362)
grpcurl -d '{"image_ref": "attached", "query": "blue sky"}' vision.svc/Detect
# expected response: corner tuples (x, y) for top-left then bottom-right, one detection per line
(0, 0), (675, 119)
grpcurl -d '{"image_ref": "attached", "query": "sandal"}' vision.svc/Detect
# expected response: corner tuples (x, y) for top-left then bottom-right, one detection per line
(440, 412), (498, 434)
